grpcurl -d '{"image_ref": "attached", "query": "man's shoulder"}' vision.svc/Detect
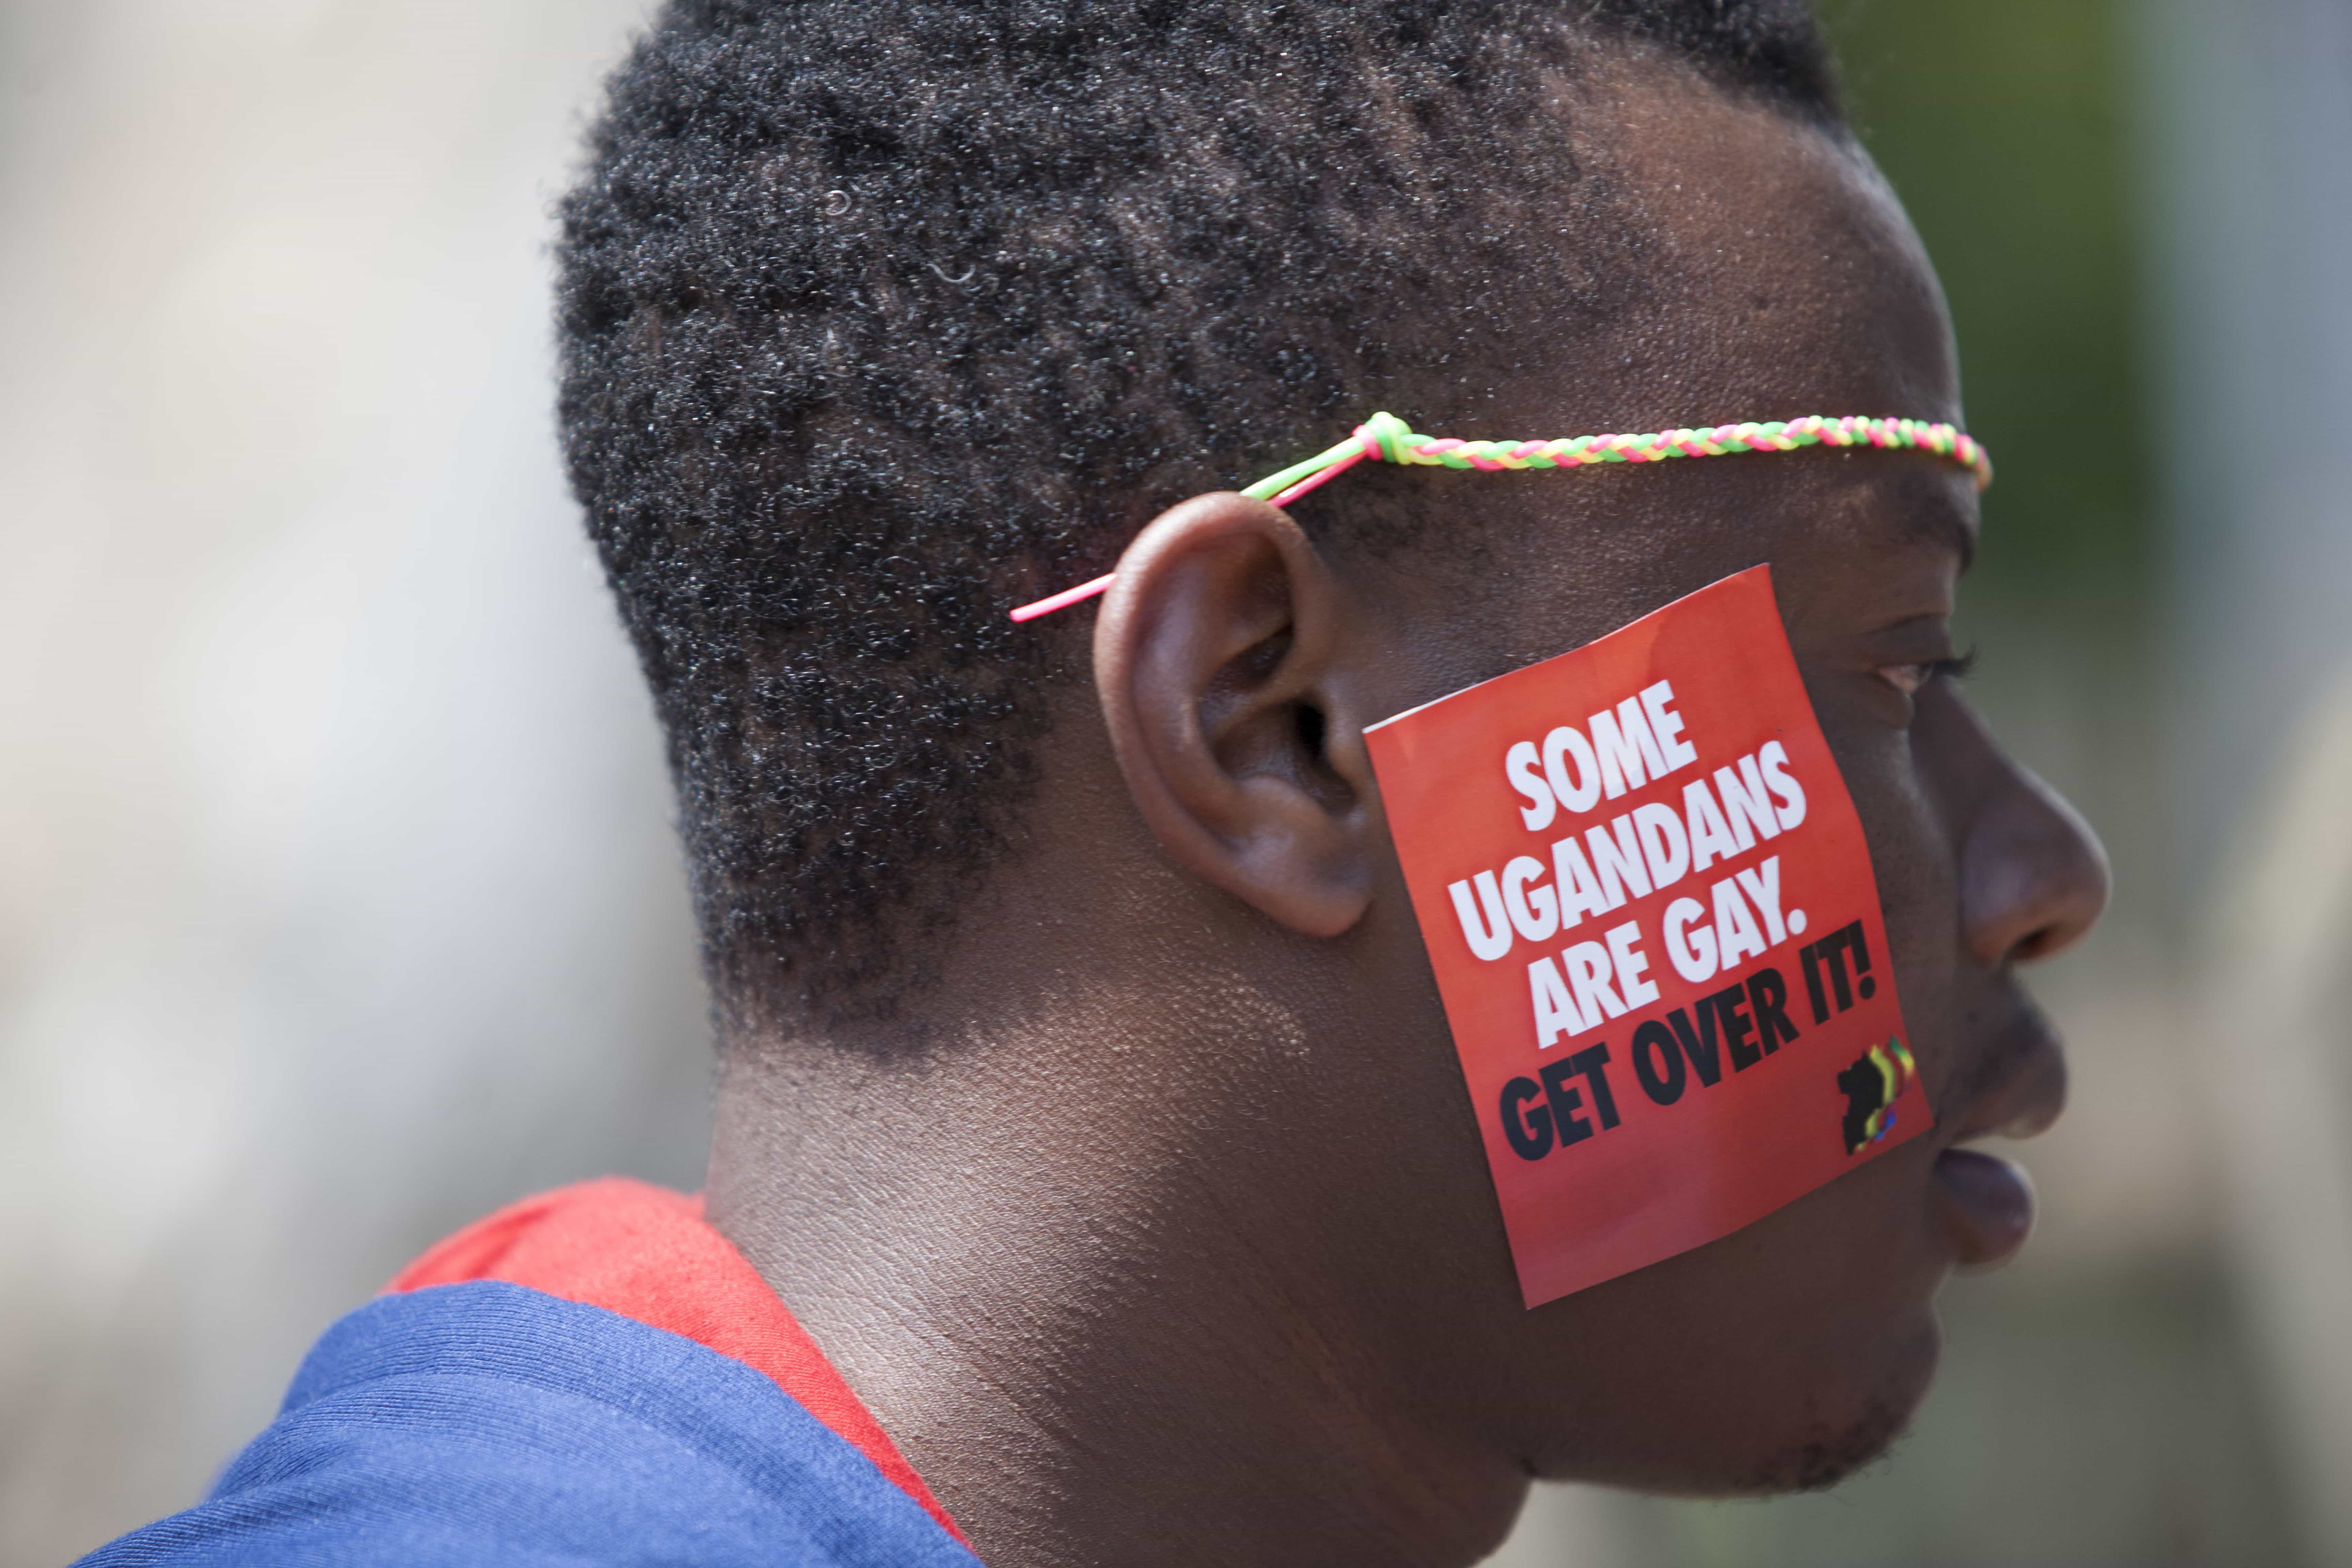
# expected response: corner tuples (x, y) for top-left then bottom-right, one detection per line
(76, 1280), (979, 1568)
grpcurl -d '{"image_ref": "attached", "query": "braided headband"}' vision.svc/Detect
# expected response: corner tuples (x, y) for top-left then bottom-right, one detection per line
(1008, 410), (1992, 622)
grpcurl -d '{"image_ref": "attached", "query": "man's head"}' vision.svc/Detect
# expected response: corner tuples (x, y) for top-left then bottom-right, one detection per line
(560, 2), (2107, 1555)
(557, 0), (1839, 1020)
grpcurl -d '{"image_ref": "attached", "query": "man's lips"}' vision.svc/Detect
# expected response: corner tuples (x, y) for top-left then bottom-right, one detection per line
(1944, 1015), (2069, 1145)
(1933, 1148), (2037, 1268)
(1931, 1014), (2068, 1269)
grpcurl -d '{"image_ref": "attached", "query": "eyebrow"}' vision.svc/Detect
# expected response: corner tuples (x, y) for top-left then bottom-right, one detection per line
(1905, 492), (1980, 575)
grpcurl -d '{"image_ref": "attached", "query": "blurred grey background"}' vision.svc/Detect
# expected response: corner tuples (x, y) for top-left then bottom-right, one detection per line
(1, 2), (2347, 1565)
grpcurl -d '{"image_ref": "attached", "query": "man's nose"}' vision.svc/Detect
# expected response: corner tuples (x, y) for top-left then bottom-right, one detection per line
(1958, 746), (2111, 969)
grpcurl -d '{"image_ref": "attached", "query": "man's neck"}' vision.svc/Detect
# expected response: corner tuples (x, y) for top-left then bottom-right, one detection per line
(703, 1045), (1526, 1568)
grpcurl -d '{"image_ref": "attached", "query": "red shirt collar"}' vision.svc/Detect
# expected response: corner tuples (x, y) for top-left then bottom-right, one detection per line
(386, 1176), (965, 1544)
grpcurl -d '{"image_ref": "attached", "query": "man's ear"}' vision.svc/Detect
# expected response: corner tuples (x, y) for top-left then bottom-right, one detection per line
(1093, 492), (1378, 937)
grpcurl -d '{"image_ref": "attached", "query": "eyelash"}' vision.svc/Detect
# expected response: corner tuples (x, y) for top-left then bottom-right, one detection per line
(1879, 649), (1976, 696)
(1928, 650), (1977, 683)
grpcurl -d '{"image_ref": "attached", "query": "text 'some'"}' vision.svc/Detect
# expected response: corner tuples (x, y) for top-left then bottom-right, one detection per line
(1366, 566), (1927, 1308)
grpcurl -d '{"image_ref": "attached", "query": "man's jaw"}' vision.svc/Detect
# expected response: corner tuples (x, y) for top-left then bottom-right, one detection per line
(1743, 1391), (1919, 1493)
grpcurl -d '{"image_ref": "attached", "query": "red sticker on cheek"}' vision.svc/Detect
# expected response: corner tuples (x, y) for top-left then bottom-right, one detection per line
(1365, 565), (1930, 1308)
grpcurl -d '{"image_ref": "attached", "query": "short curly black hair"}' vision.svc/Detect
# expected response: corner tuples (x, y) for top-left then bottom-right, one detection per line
(556, 0), (1838, 1026)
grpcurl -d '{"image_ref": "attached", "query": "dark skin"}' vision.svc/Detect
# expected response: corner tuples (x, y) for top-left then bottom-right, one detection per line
(708, 63), (2108, 1568)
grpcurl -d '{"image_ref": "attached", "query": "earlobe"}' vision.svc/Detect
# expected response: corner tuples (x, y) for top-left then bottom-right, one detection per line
(1093, 492), (1378, 937)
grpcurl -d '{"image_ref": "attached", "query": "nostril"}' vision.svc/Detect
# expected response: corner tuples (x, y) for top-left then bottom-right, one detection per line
(2010, 916), (2078, 966)
(1295, 703), (1327, 759)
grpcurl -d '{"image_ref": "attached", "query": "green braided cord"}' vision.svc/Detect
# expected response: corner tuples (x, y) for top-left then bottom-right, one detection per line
(1009, 410), (1989, 621)
(1360, 410), (1419, 465)
(1240, 434), (1371, 501)
(1259, 411), (1991, 495)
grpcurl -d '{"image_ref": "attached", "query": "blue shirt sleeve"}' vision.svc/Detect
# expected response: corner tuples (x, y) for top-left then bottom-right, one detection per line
(76, 1281), (984, 1568)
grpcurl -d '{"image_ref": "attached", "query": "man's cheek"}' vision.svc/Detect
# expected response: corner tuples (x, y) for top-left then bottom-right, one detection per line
(1830, 727), (1965, 1071)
